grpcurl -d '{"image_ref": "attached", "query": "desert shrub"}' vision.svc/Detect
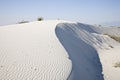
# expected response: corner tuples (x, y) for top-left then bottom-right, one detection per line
(108, 45), (114, 48)
(18, 21), (29, 24)
(103, 33), (120, 43)
(109, 35), (120, 43)
(37, 17), (43, 21)
(103, 33), (108, 35)
(114, 62), (120, 68)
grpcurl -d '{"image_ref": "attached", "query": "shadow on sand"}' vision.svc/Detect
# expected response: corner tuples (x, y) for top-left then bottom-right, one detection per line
(55, 23), (104, 80)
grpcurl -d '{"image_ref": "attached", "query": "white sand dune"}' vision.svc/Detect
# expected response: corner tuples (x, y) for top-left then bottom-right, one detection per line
(56, 22), (120, 80)
(0, 20), (120, 80)
(0, 20), (72, 80)
(98, 46), (120, 80)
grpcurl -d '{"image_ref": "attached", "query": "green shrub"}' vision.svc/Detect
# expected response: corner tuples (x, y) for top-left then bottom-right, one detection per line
(103, 33), (120, 43)
(18, 21), (29, 24)
(114, 62), (120, 68)
(37, 17), (43, 21)
(109, 35), (120, 43)
(108, 45), (114, 48)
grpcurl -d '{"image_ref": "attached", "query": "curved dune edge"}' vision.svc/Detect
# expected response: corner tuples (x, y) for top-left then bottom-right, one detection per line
(0, 20), (72, 80)
(55, 22), (120, 80)
(55, 23), (104, 80)
(0, 20), (120, 80)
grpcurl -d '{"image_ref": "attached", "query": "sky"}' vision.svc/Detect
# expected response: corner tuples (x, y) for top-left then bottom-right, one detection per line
(0, 0), (120, 26)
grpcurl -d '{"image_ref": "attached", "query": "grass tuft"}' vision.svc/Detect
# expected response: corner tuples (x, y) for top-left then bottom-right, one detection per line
(104, 34), (120, 43)
(18, 21), (29, 24)
(37, 17), (43, 21)
(114, 62), (120, 68)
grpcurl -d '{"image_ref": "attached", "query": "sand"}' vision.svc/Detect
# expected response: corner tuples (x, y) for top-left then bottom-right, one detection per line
(0, 20), (71, 80)
(0, 20), (120, 80)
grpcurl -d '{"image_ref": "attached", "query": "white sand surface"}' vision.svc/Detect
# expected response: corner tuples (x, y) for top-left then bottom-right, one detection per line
(0, 20), (120, 80)
(0, 20), (72, 80)
(56, 22), (120, 80)
(98, 45), (120, 80)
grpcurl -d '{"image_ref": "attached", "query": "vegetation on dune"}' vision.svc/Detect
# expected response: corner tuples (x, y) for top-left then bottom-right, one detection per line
(109, 35), (120, 43)
(104, 33), (120, 43)
(37, 17), (43, 21)
(18, 21), (29, 24)
(114, 62), (120, 68)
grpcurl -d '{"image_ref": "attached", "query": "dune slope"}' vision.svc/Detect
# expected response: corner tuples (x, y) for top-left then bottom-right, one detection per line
(56, 22), (120, 80)
(55, 23), (104, 80)
(0, 20), (120, 80)
(0, 20), (71, 80)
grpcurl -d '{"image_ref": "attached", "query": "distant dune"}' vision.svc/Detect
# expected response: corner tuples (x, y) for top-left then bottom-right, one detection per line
(0, 20), (120, 80)
(102, 21), (120, 27)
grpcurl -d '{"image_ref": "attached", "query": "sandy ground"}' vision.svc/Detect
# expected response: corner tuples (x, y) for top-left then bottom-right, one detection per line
(0, 20), (71, 80)
(0, 20), (120, 80)
(98, 45), (120, 80)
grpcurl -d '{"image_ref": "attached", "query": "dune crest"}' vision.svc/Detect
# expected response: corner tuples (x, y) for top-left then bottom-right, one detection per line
(0, 20), (120, 80)
(0, 20), (72, 80)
